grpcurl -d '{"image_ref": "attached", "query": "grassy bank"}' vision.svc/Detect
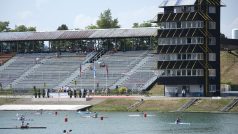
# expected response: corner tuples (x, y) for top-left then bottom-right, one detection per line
(90, 98), (238, 112)
(0, 98), (18, 105)
(90, 99), (137, 111)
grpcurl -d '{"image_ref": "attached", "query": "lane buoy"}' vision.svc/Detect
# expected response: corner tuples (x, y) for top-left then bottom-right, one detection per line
(100, 116), (103, 120)
(64, 115), (68, 122)
(144, 112), (147, 118)
(55, 111), (58, 116)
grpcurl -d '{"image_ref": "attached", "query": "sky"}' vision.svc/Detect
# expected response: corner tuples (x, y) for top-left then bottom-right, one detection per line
(0, 0), (237, 38)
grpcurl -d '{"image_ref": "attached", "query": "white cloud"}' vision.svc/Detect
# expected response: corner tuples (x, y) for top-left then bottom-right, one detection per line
(73, 14), (97, 29)
(17, 11), (33, 20)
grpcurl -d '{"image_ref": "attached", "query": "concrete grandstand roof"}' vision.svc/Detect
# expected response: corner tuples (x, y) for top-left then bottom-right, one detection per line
(0, 28), (158, 42)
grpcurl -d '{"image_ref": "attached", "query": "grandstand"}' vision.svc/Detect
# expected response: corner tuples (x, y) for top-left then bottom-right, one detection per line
(0, 50), (159, 92)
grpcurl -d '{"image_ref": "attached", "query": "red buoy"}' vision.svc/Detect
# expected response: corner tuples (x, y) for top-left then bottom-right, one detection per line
(55, 111), (58, 116)
(64, 115), (68, 122)
(144, 112), (147, 118)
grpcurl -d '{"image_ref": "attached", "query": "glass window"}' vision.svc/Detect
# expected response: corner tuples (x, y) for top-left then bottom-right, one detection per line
(167, 70), (171, 76)
(177, 70), (181, 76)
(187, 70), (191, 76)
(182, 54), (186, 60)
(209, 6), (216, 13)
(177, 54), (181, 60)
(192, 21), (197, 28)
(192, 70), (196, 76)
(209, 85), (216, 92)
(187, 54), (191, 60)
(187, 21), (192, 28)
(191, 37), (197, 44)
(182, 70), (186, 76)
(187, 38), (191, 44)
(191, 53), (197, 60)
(209, 53), (216, 61)
(209, 21), (216, 29)
(177, 22), (181, 29)
(172, 70), (176, 76)
(197, 69), (204, 76)
(209, 37), (216, 45)
(197, 21), (204, 28)
(181, 22), (186, 28)
(209, 69), (216, 77)
(198, 37), (204, 44)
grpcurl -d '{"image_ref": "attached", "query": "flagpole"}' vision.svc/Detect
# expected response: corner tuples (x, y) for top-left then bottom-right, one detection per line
(93, 62), (96, 93)
(106, 65), (108, 91)
(80, 64), (82, 90)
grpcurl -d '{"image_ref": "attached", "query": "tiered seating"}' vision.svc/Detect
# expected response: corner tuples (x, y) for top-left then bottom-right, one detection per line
(67, 51), (147, 90)
(0, 53), (15, 65)
(0, 53), (50, 88)
(122, 53), (158, 90)
(13, 56), (85, 90)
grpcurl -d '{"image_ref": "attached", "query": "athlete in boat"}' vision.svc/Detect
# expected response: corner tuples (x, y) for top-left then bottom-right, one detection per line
(175, 117), (181, 124)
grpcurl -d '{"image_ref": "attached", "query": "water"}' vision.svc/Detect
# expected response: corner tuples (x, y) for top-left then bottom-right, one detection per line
(0, 111), (238, 134)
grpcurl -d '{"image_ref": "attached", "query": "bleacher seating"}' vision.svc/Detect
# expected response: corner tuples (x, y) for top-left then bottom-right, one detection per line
(67, 51), (148, 90)
(0, 51), (160, 91)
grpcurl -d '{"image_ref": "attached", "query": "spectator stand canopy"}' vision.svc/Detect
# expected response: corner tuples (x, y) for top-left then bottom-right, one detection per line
(0, 28), (158, 42)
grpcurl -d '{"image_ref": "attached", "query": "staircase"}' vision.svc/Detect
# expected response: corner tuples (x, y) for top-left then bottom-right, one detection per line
(53, 63), (91, 89)
(127, 99), (144, 111)
(110, 51), (149, 89)
(220, 97), (238, 112)
(0, 56), (17, 73)
(89, 49), (107, 63)
(4, 63), (42, 89)
(228, 51), (238, 57)
(176, 98), (199, 112)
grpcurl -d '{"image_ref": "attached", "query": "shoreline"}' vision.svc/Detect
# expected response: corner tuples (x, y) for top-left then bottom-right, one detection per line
(0, 96), (238, 113)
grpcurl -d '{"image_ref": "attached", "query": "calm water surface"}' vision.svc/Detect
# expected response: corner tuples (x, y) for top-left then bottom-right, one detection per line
(0, 111), (237, 134)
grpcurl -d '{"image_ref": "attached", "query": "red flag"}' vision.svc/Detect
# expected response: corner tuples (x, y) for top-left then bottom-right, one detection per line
(105, 65), (108, 77)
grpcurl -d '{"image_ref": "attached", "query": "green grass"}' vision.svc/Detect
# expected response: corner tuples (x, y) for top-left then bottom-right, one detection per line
(149, 85), (164, 96)
(89, 99), (136, 112)
(185, 99), (230, 112)
(0, 98), (18, 105)
(221, 51), (238, 90)
(137, 99), (188, 112)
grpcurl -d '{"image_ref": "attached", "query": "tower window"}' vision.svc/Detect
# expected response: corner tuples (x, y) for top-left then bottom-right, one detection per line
(209, 37), (216, 45)
(209, 22), (216, 29)
(187, 38), (191, 44)
(209, 85), (216, 92)
(209, 53), (216, 61)
(209, 6), (216, 13)
(209, 69), (216, 77)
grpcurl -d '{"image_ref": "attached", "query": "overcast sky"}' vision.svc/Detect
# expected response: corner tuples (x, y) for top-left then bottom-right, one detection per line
(0, 0), (237, 38)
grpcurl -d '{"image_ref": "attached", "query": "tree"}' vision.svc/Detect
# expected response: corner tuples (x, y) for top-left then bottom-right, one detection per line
(57, 24), (68, 30)
(86, 24), (98, 29)
(12, 25), (36, 32)
(27, 26), (36, 31)
(86, 9), (120, 29)
(220, 33), (227, 39)
(0, 21), (10, 32)
(132, 21), (152, 28)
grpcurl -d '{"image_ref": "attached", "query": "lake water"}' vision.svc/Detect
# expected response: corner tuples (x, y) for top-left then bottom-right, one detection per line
(0, 111), (238, 134)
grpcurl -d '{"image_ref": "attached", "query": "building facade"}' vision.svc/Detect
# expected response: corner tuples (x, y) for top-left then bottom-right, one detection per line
(156, 0), (221, 97)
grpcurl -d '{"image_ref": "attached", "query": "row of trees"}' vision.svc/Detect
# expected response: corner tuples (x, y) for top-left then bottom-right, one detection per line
(0, 21), (36, 32)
